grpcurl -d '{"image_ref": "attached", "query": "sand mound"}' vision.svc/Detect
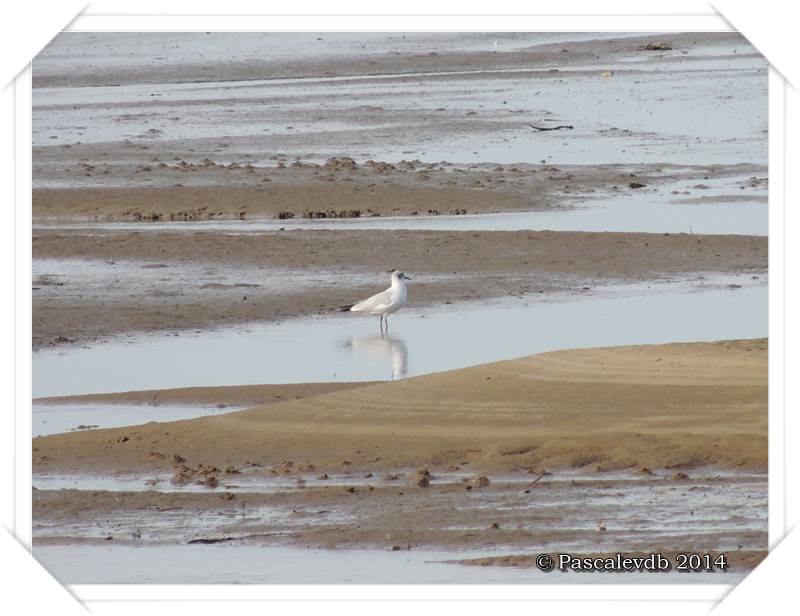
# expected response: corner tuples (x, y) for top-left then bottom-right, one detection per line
(32, 339), (767, 474)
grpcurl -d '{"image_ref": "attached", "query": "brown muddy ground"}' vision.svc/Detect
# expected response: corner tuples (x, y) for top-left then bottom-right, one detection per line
(32, 159), (764, 221)
(31, 476), (766, 575)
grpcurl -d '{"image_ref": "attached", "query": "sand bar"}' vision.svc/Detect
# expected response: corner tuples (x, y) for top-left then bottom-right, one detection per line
(33, 339), (767, 475)
(35, 382), (368, 408)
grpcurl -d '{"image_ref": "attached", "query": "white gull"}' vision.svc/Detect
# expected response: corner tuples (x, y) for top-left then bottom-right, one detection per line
(338, 270), (411, 332)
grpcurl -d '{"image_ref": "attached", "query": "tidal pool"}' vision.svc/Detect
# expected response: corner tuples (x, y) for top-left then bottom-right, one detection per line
(32, 275), (766, 398)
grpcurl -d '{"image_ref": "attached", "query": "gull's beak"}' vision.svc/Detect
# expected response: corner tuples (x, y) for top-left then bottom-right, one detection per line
(404, 275), (412, 280)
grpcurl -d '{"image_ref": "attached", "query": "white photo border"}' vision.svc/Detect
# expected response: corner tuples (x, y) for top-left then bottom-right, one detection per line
(6, 4), (792, 613)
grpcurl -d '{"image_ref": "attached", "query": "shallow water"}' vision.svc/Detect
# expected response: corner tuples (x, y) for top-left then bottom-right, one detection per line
(32, 543), (747, 584)
(32, 466), (764, 585)
(31, 466), (765, 497)
(33, 33), (767, 184)
(33, 276), (766, 398)
(33, 203), (766, 235)
(32, 403), (243, 437)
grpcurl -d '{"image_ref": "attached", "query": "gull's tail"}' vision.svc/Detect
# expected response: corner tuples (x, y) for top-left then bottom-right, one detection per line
(337, 304), (354, 312)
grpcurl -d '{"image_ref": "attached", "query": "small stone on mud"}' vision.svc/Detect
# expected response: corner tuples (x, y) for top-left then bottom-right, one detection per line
(671, 472), (690, 481)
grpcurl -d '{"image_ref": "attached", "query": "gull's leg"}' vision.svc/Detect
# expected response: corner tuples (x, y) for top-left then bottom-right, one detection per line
(379, 315), (384, 332)
(385, 315), (389, 332)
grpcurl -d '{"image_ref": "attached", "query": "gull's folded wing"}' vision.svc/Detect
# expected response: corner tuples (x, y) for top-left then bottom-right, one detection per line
(350, 289), (392, 312)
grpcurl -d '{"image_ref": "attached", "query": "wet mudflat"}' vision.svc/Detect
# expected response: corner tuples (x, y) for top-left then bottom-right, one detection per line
(33, 468), (765, 584)
(30, 31), (769, 585)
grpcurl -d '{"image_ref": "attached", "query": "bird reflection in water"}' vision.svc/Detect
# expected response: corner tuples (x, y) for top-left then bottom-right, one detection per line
(342, 332), (409, 380)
